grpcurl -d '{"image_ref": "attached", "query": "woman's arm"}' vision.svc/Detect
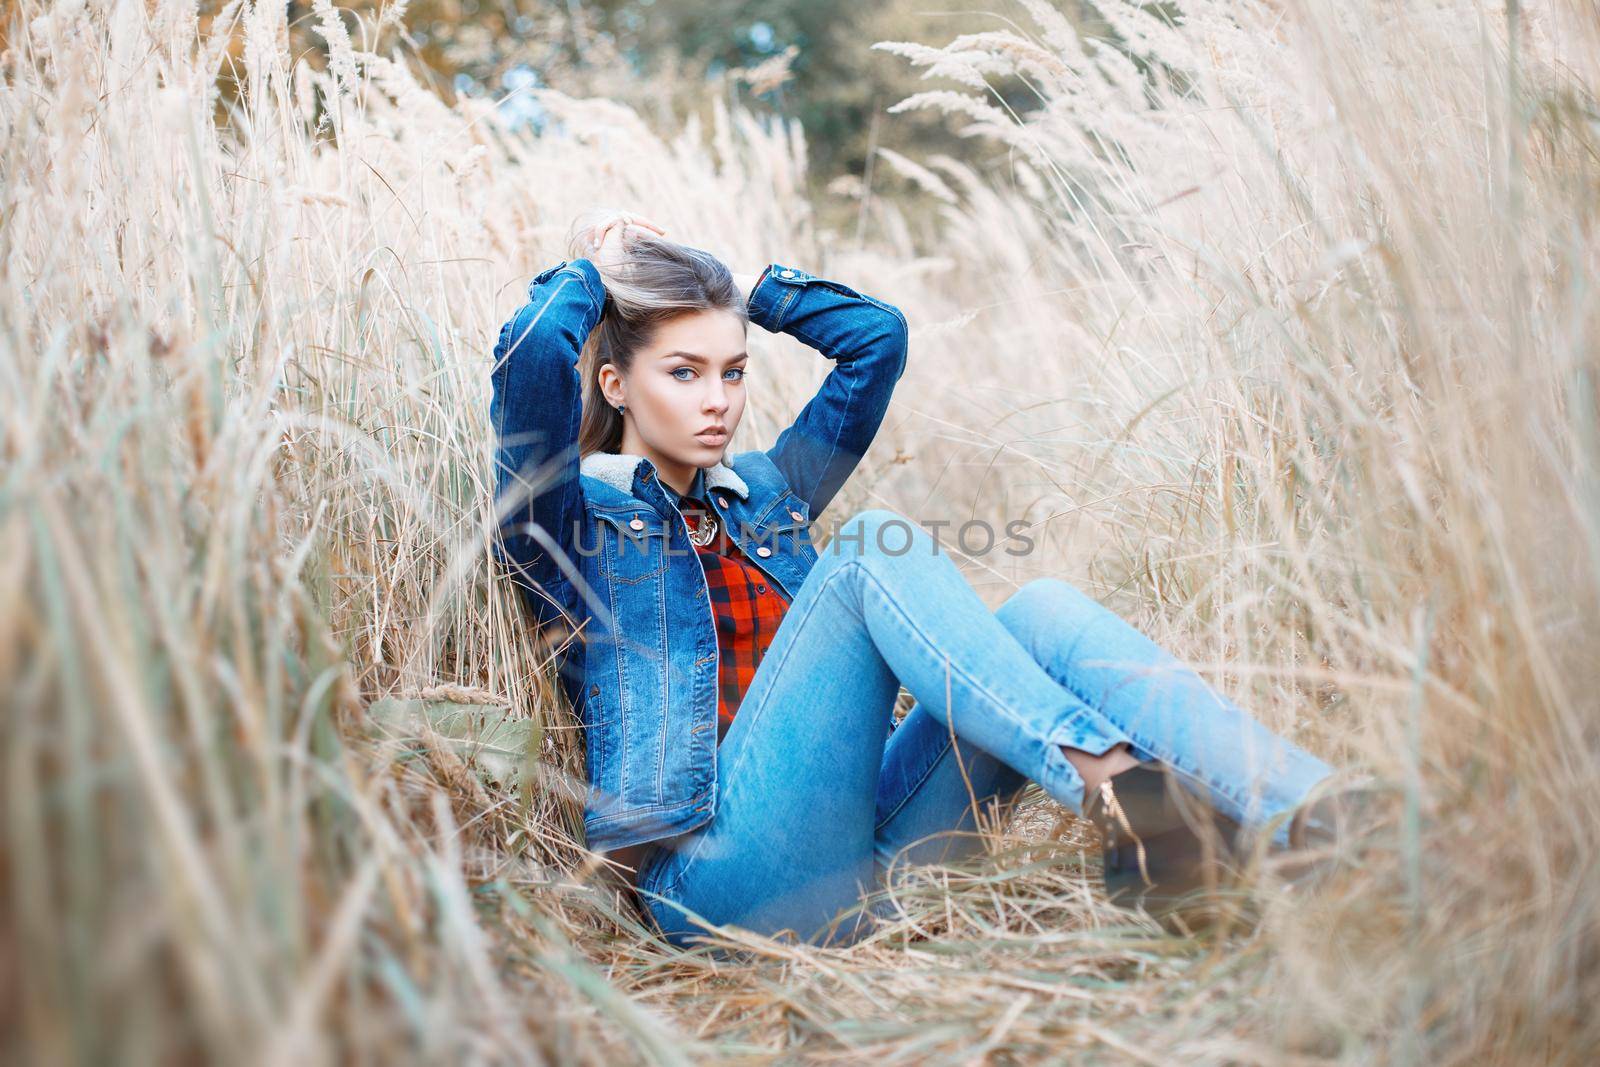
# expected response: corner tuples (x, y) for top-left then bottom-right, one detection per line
(489, 258), (608, 637)
(744, 265), (910, 518)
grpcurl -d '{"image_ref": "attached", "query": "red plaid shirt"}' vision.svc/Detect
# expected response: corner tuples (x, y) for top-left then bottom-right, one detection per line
(675, 493), (792, 742)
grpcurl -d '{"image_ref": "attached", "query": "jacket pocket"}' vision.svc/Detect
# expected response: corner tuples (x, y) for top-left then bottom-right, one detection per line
(746, 492), (818, 566)
(594, 509), (671, 584)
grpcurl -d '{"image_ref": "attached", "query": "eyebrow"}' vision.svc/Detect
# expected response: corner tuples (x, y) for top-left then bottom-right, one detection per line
(663, 351), (749, 365)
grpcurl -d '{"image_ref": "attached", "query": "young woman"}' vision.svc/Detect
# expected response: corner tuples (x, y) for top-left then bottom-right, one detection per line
(491, 208), (1350, 950)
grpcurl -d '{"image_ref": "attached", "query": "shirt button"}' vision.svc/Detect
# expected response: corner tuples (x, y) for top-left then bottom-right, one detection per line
(779, 269), (796, 278)
(756, 546), (772, 557)
(756, 584), (767, 594)
(629, 517), (645, 530)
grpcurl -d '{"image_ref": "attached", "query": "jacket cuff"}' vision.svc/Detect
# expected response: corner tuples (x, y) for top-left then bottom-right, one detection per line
(532, 257), (609, 315)
(747, 263), (817, 332)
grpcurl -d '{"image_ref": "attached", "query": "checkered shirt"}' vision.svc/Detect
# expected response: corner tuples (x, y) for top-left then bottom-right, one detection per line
(676, 495), (792, 742)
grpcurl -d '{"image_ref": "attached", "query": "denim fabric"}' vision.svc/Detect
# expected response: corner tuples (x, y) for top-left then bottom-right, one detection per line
(490, 257), (909, 852)
(632, 510), (1335, 950)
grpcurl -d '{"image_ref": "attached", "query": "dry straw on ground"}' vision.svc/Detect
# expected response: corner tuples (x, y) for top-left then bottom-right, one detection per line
(2, 0), (1596, 1063)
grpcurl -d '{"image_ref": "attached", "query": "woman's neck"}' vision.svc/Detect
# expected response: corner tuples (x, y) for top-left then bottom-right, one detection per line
(614, 436), (699, 498)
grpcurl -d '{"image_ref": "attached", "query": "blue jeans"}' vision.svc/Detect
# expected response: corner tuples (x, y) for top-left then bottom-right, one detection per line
(634, 510), (1333, 949)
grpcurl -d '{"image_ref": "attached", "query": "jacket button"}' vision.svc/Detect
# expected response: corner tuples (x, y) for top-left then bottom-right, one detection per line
(589, 685), (600, 697)
(779, 269), (796, 278)
(789, 510), (803, 521)
(716, 495), (728, 508)
(756, 546), (772, 557)
(629, 517), (645, 530)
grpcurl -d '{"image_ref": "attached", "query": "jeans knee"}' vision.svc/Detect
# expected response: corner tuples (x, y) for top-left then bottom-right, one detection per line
(994, 577), (1103, 639)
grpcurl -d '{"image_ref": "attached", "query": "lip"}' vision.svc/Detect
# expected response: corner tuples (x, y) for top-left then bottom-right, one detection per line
(695, 429), (728, 444)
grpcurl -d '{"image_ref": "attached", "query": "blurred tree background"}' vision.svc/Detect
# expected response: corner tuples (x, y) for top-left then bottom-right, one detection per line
(274, 0), (1045, 236)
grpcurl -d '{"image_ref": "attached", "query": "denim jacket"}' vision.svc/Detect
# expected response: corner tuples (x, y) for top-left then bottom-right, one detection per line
(490, 256), (909, 852)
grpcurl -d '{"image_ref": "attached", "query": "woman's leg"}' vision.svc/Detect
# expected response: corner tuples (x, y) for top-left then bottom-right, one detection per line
(869, 581), (1090, 886)
(1005, 577), (1333, 841)
(637, 510), (1132, 949)
(873, 576), (1336, 887)
(871, 703), (1029, 881)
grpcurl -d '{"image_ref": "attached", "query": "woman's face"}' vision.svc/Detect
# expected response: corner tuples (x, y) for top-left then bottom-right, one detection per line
(604, 308), (749, 475)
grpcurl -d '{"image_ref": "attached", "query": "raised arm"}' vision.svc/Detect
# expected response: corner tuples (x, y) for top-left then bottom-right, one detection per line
(489, 257), (608, 636)
(746, 265), (910, 518)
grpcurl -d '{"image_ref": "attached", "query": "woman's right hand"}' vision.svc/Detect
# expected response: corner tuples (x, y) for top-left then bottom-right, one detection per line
(573, 209), (667, 271)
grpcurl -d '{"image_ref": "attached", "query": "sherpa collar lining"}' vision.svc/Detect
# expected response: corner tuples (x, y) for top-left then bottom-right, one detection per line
(579, 451), (750, 500)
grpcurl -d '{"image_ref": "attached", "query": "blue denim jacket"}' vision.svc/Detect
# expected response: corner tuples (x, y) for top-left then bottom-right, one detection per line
(490, 256), (909, 851)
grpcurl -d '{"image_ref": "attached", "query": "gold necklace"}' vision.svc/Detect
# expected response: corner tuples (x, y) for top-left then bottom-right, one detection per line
(681, 500), (719, 548)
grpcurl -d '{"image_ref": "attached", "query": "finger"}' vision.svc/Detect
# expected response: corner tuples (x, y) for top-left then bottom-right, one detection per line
(623, 224), (664, 248)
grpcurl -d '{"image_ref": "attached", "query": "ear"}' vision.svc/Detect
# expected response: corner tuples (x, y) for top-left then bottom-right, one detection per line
(596, 361), (625, 407)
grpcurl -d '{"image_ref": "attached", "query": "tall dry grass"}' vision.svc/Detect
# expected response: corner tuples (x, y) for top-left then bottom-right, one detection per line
(871, 0), (1600, 1059)
(1, 0), (1596, 1063)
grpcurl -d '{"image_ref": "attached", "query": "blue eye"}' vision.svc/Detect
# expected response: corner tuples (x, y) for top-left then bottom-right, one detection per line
(671, 366), (745, 382)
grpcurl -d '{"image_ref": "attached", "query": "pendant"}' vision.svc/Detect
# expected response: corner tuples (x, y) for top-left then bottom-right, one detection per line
(687, 509), (719, 548)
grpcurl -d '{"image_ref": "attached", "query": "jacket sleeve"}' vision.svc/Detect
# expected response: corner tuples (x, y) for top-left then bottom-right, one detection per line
(746, 264), (910, 518)
(489, 257), (608, 637)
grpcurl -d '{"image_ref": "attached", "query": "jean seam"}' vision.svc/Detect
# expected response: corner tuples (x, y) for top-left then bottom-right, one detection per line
(771, 287), (797, 330)
(872, 732), (955, 833)
(1047, 665), (1256, 812)
(1031, 615), (1259, 812)
(584, 791), (711, 824)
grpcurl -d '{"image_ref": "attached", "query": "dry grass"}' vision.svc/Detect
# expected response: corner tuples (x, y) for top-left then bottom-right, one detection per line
(2, 0), (1597, 1063)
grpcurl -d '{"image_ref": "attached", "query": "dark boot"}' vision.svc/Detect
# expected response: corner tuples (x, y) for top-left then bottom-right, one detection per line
(1085, 762), (1246, 924)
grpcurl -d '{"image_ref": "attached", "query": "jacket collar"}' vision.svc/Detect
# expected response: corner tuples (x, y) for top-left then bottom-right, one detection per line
(579, 451), (750, 501)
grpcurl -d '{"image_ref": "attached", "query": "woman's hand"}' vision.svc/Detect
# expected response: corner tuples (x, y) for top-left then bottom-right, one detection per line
(579, 210), (667, 271)
(570, 210), (756, 306)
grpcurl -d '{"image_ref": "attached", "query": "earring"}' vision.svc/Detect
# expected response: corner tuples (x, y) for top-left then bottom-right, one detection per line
(616, 403), (626, 413)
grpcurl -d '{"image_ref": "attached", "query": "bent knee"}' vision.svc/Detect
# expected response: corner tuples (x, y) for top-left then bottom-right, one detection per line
(994, 577), (1102, 632)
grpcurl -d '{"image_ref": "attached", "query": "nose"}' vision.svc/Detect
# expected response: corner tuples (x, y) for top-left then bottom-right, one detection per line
(704, 379), (730, 415)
